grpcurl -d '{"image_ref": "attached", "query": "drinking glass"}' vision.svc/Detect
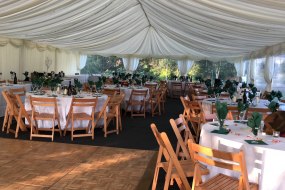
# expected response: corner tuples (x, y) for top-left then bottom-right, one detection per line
(238, 111), (245, 120)
(273, 130), (280, 138)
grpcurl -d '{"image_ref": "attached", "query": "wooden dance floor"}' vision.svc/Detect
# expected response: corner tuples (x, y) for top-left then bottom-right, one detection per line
(0, 138), (156, 190)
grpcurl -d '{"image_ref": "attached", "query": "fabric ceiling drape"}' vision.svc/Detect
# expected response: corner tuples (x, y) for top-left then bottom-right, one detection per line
(249, 59), (256, 84)
(1, 1), (285, 60)
(122, 57), (140, 73)
(264, 56), (275, 92)
(177, 60), (194, 76)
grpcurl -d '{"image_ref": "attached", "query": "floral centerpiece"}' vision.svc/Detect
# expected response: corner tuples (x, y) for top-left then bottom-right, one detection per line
(45, 75), (63, 92)
(237, 100), (248, 120)
(212, 101), (229, 134)
(31, 71), (62, 92)
(23, 71), (30, 81)
(207, 79), (224, 98)
(267, 90), (283, 102)
(74, 78), (83, 91)
(248, 112), (262, 136)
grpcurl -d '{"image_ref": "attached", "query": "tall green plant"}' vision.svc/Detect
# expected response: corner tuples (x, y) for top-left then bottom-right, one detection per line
(248, 112), (262, 136)
(216, 101), (228, 132)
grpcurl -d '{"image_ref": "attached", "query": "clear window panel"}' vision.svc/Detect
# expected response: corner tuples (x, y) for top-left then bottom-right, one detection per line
(254, 58), (266, 91)
(272, 55), (285, 95)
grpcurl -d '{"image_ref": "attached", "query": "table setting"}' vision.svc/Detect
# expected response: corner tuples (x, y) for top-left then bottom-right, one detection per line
(25, 91), (108, 130)
(200, 119), (285, 190)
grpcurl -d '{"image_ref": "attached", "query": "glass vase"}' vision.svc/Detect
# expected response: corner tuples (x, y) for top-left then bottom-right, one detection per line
(219, 119), (225, 131)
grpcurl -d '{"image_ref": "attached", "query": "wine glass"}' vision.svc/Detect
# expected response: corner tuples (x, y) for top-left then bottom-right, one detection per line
(238, 111), (245, 120)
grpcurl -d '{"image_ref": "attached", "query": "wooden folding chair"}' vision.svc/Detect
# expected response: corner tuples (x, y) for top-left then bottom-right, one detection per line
(188, 139), (258, 190)
(30, 96), (62, 141)
(125, 89), (148, 118)
(171, 82), (182, 98)
(187, 101), (204, 143)
(9, 87), (26, 98)
(94, 97), (110, 137)
(150, 124), (208, 190)
(192, 94), (207, 102)
(144, 83), (157, 91)
(227, 106), (240, 120)
(159, 86), (167, 113)
(13, 94), (32, 138)
(2, 91), (28, 137)
(148, 89), (163, 117)
(105, 93), (125, 137)
(246, 107), (272, 120)
(102, 88), (120, 97)
(180, 96), (191, 119)
(65, 97), (98, 141)
(184, 82), (192, 96)
(2, 91), (14, 133)
(169, 114), (195, 160)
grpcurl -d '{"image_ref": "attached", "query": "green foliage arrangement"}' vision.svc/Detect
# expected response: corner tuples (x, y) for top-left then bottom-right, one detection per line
(46, 76), (63, 89)
(248, 112), (262, 136)
(88, 80), (95, 87)
(267, 90), (283, 102)
(267, 97), (280, 112)
(216, 101), (228, 121)
(205, 79), (211, 88)
(237, 101), (249, 112)
(112, 77), (119, 84)
(216, 101), (228, 132)
(74, 78), (82, 89)
(241, 82), (247, 88)
(31, 73), (62, 90)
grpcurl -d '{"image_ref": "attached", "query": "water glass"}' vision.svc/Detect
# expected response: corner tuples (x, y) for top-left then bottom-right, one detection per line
(273, 130), (280, 138)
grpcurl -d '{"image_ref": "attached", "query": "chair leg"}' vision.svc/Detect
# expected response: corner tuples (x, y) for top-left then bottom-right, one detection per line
(51, 121), (55, 142)
(30, 118), (34, 141)
(119, 110), (122, 131)
(104, 112), (107, 138)
(57, 119), (62, 137)
(2, 108), (8, 132)
(151, 165), (160, 190)
(7, 114), (13, 134)
(116, 108), (119, 135)
(15, 114), (22, 139)
(164, 162), (172, 190)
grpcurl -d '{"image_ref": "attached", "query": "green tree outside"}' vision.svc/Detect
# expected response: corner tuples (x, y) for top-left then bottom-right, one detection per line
(81, 55), (236, 81)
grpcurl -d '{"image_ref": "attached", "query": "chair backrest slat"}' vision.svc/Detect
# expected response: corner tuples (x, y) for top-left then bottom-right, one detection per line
(170, 114), (194, 160)
(188, 139), (250, 189)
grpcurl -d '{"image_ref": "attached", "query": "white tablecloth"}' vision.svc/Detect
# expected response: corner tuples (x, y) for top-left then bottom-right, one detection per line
(0, 83), (32, 117)
(25, 92), (108, 130)
(200, 120), (285, 190)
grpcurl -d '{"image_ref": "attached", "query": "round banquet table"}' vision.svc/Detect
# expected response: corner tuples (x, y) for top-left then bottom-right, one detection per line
(200, 120), (285, 190)
(25, 92), (108, 130)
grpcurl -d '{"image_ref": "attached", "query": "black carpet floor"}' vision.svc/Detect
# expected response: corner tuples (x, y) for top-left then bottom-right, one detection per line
(0, 98), (185, 190)
(0, 98), (183, 150)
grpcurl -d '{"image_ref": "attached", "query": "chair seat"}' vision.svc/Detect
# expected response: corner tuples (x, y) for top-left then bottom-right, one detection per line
(195, 173), (258, 190)
(72, 112), (92, 119)
(161, 160), (209, 179)
(34, 112), (55, 119)
(127, 100), (143, 104)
